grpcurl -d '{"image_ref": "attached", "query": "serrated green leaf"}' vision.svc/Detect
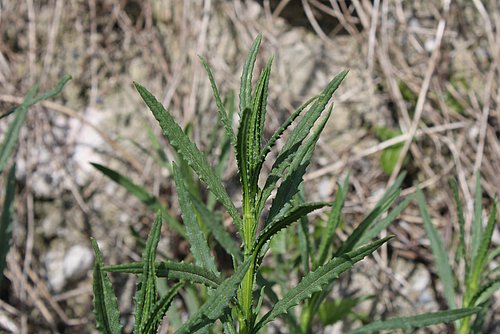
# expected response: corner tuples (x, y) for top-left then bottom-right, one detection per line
(239, 33), (262, 115)
(199, 56), (237, 147)
(91, 238), (122, 334)
(255, 236), (392, 329)
(254, 202), (329, 259)
(258, 70), (348, 215)
(190, 194), (241, 263)
(172, 163), (219, 275)
(347, 308), (480, 334)
(248, 57), (272, 183)
(257, 96), (317, 170)
(91, 162), (185, 237)
(316, 175), (349, 267)
(0, 164), (15, 284)
(237, 106), (252, 206)
(134, 212), (162, 334)
(134, 83), (242, 231)
(104, 260), (222, 288)
(176, 258), (252, 334)
(142, 282), (183, 334)
(417, 189), (456, 309)
(267, 106), (332, 224)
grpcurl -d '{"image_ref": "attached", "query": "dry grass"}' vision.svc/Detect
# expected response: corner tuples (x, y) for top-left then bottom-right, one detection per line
(0, 0), (498, 333)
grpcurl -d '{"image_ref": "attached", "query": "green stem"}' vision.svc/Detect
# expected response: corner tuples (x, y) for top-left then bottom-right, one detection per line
(238, 203), (257, 333)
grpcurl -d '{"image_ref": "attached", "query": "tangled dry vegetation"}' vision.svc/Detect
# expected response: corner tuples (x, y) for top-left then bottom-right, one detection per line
(0, 0), (498, 333)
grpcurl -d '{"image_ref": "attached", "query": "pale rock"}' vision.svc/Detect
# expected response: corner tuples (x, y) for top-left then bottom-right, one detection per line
(63, 245), (94, 282)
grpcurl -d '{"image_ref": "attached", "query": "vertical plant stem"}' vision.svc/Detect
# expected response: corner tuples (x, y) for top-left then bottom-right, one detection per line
(239, 202), (257, 333)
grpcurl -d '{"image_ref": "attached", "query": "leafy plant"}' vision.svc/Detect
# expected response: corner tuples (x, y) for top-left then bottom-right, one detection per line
(417, 175), (499, 334)
(0, 75), (71, 285)
(92, 34), (479, 333)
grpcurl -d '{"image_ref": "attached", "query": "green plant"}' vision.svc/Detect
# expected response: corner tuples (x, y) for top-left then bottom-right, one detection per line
(417, 175), (499, 334)
(0, 75), (71, 285)
(92, 34), (479, 333)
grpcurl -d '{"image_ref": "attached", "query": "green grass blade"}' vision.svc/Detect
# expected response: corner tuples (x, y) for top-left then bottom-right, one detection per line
(134, 83), (242, 231)
(449, 177), (468, 269)
(466, 198), (497, 305)
(172, 163), (219, 275)
(345, 308), (480, 334)
(258, 96), (317, 168)
(336, 185), (400, 256)
(0, 84), (38, 173)
(1, 75), (71, 172)
(91, 238), (122, 334)
(254, 202), (330, 259)
(316, 175), (349, 267)
(471, 173), (483, 263)
(355, 194), (413, 249)
(190, 194), (241, 263)
(91, 163), (185, 237)
(199, 56), (236, 147)
(470, 275), (500, 306)
(104, 260), (222, 289)
(0, 165), (16, 284)
(266, 107), (332, 223)
(134, 212), (162, 334)
(175, 258), (252, 334)
(255, 236), (392, 329)
(239, 33), (262, 115)
(142, 282), (183, 334)
(417, 189), (456, 309)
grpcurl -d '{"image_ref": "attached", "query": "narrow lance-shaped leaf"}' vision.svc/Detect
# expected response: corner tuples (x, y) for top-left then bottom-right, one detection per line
(471, 172), (483, 263)
(277, 70), (348, 162)
(336, 183), (400, 256)
(199, 56), (236, 146)
(0, 83), (38, 173)
(134, 212), (163, 334)
(416, 189), (456, 309)
(190, 194), (241, 263)
(239, 33), (262, 115)
(267, 106), (332, 223)
(134, 83), (242, 231)
(104, 260), (222, 289)
(354, 193), (413, 249)
(466, 198), (497, 305)
(175, 258), (252, 334)
(345, 308), (481, 334)
(91, 162), (185, 237)
(0, 164), (16, 283)
(258, 70), (348, 215)
(449, 177), (468, 270)
(253, 202), (330, 260)
(257, 96), (317, 170)
(316, 174), (350, 267)
(255, 236), (393, 330)
(91, 238), (122, 334)
(248, 57), (272, 186)
(173, 163), (219, 275)
(142, 282), (183, 334)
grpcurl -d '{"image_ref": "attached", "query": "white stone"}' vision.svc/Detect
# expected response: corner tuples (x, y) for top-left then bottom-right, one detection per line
(62, 245), (94, 281)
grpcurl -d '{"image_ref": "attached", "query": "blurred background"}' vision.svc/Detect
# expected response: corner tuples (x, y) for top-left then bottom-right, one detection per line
(0, 0), (498, 333)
